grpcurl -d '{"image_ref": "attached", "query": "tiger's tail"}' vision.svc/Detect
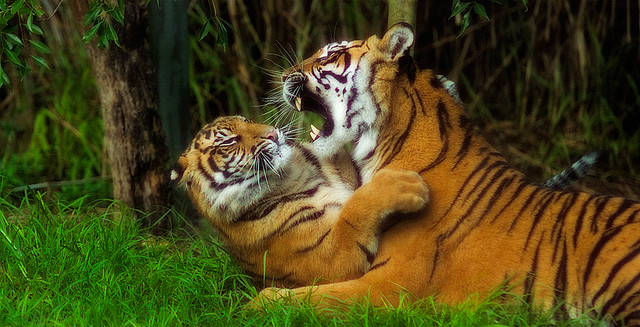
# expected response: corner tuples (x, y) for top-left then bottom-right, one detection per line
(542, 151), (601, 190)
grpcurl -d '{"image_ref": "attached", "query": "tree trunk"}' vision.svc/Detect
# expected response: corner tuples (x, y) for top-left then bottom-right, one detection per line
(70, 1), (170, 232)
(149, 0), (190, 160)
(387, 0), (418, 56)
(387, 0), (418, 29)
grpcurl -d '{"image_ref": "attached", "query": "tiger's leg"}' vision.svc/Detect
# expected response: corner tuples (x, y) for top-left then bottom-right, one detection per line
(323, 168), (428, 271)
(254, 255), (422, 308)
(271, 168), (428, 286)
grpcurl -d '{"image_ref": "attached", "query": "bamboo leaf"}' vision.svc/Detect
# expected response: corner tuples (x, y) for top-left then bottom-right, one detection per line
(5, 49), (23, 67)
(83, 23), (101, 43)
(104, 23), (120, 47)
(473, 4), (489, 21)
(26, 13), (34, 31)
(4, 33), (23, 46)
(450, 2), (469, 19)
(29, 24), (43, 36)
(198, 20), (211, 41)
(9, 0), (25, 14)
(0, 64), (7, 88)
(85, 1), (103, 26)
(110, 7), (124, 24)
(30, 55), (49, 69)
(29, 40), (51, 54)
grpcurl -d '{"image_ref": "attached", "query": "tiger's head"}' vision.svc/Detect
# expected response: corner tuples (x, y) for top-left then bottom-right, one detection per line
(170, 116), (292, 219)
(281, 23), (415, 160)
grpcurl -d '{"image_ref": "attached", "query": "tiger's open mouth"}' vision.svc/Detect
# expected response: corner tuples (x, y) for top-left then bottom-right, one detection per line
(282, 72), (334, 142)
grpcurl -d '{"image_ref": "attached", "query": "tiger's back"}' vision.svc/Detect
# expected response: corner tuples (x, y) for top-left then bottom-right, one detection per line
(273, 24), (640, 325)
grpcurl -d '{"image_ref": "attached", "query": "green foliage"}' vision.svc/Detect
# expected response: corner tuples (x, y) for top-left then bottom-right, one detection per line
(0, 4), (103, 197)
(0, 0), (51, 88)
(451, 0), (528, 35)
(196, 1), (233, 47)
(82, 0), (124, 49)
(0, 191), (602, 326)
(0, 193), (254, 325)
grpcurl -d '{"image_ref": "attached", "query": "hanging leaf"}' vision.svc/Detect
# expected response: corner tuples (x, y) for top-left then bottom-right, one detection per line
(5, 48), (23, 67)
(473, 4), (489, 21)
(30, 55), (49, 69)
(29, 40), (51, 54)
(110, 6), (124, 24)
(450, 2), (470, 19)
(104, 23), (120, 47)
(9, 0), (25, 14)
(0, 64), (7, 88)
(4, 33), (23, 46)
(83, 22), (101, 43)
(198, 19), (211, 41)
(84, 1), (103, 26)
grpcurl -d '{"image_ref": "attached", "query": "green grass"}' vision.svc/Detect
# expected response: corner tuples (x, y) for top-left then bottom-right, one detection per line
(0, 186), (601, 326)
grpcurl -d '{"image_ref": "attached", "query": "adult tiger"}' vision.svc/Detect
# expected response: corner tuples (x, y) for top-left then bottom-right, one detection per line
(264, 23), (640, 325)
(170, 116), (428, 288)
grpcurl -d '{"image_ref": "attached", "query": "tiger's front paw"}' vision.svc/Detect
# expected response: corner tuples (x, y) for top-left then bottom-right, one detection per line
(250, 287), (296, 309)
(370, 168), (429, 213)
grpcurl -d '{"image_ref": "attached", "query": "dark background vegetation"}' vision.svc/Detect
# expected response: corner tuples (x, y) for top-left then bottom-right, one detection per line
(1, 0), (639, 200)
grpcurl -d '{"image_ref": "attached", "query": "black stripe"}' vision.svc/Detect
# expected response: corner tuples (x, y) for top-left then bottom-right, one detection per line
(600, 271), (640, 320)
(344, 56), (375, 129)
(553, 239), (568, 309)
(198, 160), (216, 182)
(418, 99), (451, 174)
(436, 156), (493, 224)
(626, 208), (640, 224)
(508, 187), (545, 232)
(573, 196), (596, 249)
(489, 178), (528, 224)
(287, 209), (326, 230)
(605, 199), (635, 229)
(590, 197), (610, 233)
(292, 142), (323, 172)
(469, 173), (517, 229)
(415, 88), (427, 115)
(368, 257), (390, 271)
(592, 242), (640, 305)
(357, 242), (376, 265)
(551, 192), (579, 241)
(235, 185), (321, 222)
(453, 114), (474, 169)
(441, 167), (511, 244)
(582, 226), (625, 290)
(297, 229), (331, 253)
(378, 88), (417, 170)
(523, 234), (544, 305)
(619, 310), (640, 326)
(612, 291), (640, 321)
(463, 162), (509, 202)
(524, 191), (557, 250)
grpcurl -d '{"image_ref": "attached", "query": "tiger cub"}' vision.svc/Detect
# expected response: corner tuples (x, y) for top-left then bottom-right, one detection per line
(170, 116), (428, 288)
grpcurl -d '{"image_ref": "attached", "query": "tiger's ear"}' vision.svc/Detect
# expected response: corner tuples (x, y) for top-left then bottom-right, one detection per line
(169, 155), (189, 187)
(379, 22), (414, 62)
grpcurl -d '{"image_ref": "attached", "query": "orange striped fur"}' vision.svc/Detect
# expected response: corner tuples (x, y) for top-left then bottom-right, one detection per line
(170, 116), (428, 288)
(270, 23), (640, 325)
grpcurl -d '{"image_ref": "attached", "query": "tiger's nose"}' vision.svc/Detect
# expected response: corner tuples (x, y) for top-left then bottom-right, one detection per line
(265, 128), (279, 142)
